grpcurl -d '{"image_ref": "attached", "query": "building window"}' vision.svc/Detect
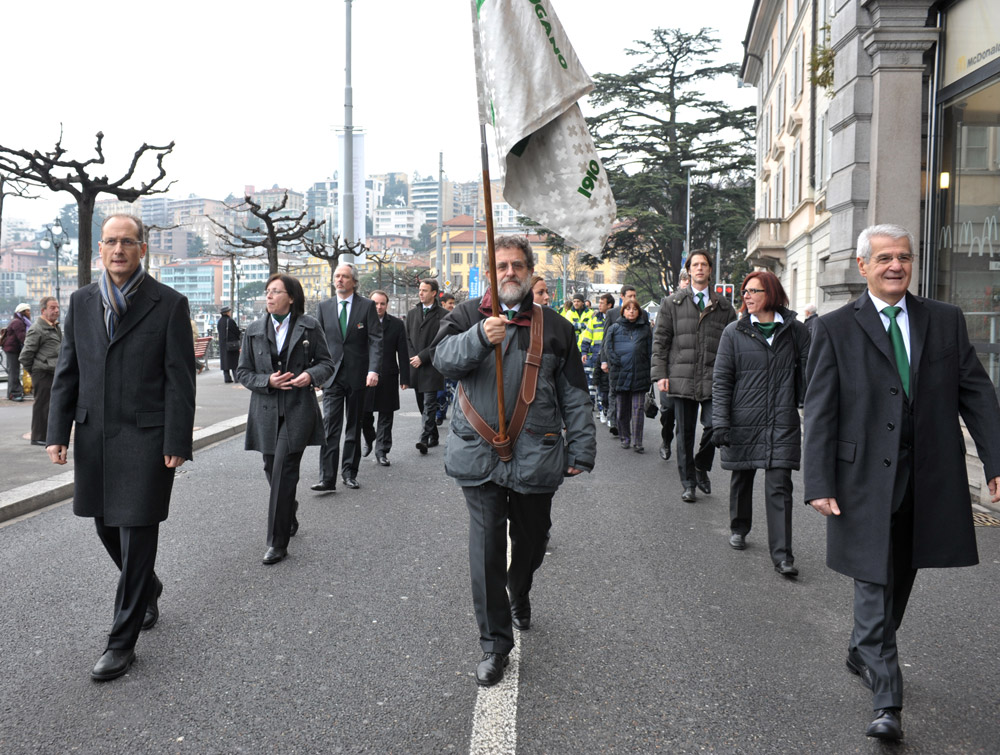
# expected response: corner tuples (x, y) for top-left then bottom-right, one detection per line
(774, 162), (784, 218)
(467, 252), (476, 264)
(776, 75), (786, 134)
(793, 37), (803, 98)
(790, 139), (801, 209)
(778, 8), (786, 42)
(594, 271), (604, 284)
(452, 252), (462, 264)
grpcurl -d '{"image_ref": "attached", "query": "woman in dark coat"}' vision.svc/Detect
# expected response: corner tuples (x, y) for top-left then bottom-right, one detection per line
(711, 271), (810, 577)
(602, 299), (652, 452)
(238, 273), (334, 565)
(217, 306), (241, 383)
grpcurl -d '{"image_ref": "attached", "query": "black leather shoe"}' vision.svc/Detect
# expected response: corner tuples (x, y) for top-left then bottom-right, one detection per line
(342, 477), (360, 490)
(681, 487), (696, 503)
(310, 481), (336, 492)
(729, 533), (746, 550)
(775, 560), (799, 577)
(695, 468), (711, 494)
(142, 578), (163, 631)
(475, 652), (509, 687)
(510, 596), (531, 631)
(262, 547), (287, 565)
(658, 445), (671, 460)
(846, 648), (874, 690)
(416, 441), (428, 455)
(91, 648), (136, 681)
(609, 425), (619, 436)
(376, 454), (390, 467)
(427, 438), (439, 448)
(362, 442), (373, 457)
(290, 516), (299, 537)
(866, 708), (903, 741)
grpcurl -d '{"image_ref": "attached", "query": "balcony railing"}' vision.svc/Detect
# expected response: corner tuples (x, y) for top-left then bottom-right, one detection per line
(745, 218), (788, 266)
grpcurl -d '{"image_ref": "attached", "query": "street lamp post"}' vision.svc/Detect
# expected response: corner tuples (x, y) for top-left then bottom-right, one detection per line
(39, 218), (69, 308)
(681, 160), (698, 263)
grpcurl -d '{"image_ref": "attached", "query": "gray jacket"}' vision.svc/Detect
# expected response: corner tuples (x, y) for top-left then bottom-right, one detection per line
(432, 294), (596, 494)
(651, 288), (736, 401)
(20, 317), (62, 375)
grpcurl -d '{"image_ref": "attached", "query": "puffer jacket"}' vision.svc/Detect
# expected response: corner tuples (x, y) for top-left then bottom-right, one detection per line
(651, 288), (736, 401)
(711, 308), (810, 470)
(19, 317), (62, 375)
(603, 310), (652, 393)
(433, 291), (597, 494)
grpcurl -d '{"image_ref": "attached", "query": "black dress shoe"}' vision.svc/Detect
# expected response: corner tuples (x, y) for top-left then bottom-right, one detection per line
(729, 533), (746, 550)
(846, 648), (874, 690)
(775, 560), (799, 577)
(416, 441), (428, 455)
(290, 516), (299, 537)
(310, 481), (336, 492)
(362, 442), (373, 457)
(31, 440), (47, 446)
(427, 437), (439, 448)
(342, 477), (360, 490)
(658, 445), (671, 460)
(695, 468), (711, 494)
(262, 546), (287, 565)
(681, 487), (696, 503)
(866, 708), (903, 741)
(376, 454), (390, 467)
(510, 596), (531, 631)
(475, 652), (509, 687)
(609, 425), (619, 436)
(91, 648), (136, 681)
(142, 578), (163, 631)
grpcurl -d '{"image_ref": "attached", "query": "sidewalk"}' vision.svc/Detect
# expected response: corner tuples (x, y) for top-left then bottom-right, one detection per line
(0, 359), (250, 523)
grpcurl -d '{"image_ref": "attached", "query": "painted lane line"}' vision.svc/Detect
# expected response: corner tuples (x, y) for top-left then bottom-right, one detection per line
(469, 632), (521, 755)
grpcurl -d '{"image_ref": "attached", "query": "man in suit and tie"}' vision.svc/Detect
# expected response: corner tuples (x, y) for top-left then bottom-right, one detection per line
(406, 278), (446, 455)
(46, 214), (196, 681)
(313, 263), (382, 491)
(361, 290), (408, 467)
(804, 223), (1000, 742)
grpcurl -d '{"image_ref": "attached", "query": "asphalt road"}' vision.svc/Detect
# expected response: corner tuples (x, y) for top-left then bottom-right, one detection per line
(1, 408), (998, 754)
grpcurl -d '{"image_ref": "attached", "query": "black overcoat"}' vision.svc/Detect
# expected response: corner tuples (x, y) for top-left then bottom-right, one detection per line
(364, 313), (409, 413)
(803, 292), (1000, 584)
(406, 301), (446, 392)
(47, 278), (197, 527)
(217, 313), (241, 372)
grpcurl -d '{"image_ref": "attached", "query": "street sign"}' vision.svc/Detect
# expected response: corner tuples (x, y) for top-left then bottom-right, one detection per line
(469, 267), (481, 297)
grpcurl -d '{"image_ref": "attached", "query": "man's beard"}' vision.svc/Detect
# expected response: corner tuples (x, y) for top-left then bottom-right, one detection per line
(499, 277), (531, 307)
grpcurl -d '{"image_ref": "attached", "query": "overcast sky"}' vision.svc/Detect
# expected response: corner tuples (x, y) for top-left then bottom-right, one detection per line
(2, 0), (756, 228)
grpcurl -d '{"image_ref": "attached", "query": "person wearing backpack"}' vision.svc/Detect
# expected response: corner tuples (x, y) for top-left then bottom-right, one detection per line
(3, 303), (32, 401)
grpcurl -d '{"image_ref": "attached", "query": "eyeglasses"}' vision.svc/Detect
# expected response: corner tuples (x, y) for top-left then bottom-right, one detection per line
(265, 289), (289, 297)
(496, 261), (528, 273)
(101, 238), (142, 249)
(742, 287), (765, 296)
(870, 253), (914, 266)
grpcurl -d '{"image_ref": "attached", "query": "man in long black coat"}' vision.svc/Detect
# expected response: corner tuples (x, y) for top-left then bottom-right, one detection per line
(804, 223), (1000, 742)
(47, 214), (196, 681)
(361, 290), (409, 466)
(313, 263), (382, 491)
(406, 278), (446, 454)
(217, 306), (241, 382)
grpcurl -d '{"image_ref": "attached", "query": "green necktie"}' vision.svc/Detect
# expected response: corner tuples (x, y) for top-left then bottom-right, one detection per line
(696, 292), (705, 311)
(339, 300), (348, 339)
(505, 309), (514, 319)
(881, 306), (909, 397)
(754, 321), (778, 339)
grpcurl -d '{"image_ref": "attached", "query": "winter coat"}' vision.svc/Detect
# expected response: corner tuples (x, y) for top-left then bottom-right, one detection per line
(364, 313), (409, 413)
(19, 317), (62, 376)
(2, 312), (29, 352)
(432, 291), (596, 494)
(603, 311), (652, 393)
(711, 308), (810, 471)
(651, 287), (736, 401)
(406, 301), (446, 392)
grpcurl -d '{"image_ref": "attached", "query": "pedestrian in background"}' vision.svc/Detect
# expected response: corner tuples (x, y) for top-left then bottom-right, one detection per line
(436, 293), (458, 425)
(803, 302), (818, 339)
(711, 271), (809, 578)
(406, 278), (446, 455)
(658, 271), (689, 461)
(602, 298), (652, 452)
(361, 290), (409, 467)
(581, 292), (613, 423)
(217, 305), (241, 383)
(600, 284), (639, 437)
(530, 275), (550, 306)
(19, 297), (61, 446)
(239, 273), (334, 565)
(3, 302), (32, 401)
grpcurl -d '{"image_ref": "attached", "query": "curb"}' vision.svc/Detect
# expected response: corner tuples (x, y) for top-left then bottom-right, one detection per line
(0, 416), (247, 525)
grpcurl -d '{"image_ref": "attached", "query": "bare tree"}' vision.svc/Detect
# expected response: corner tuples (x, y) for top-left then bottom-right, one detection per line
(208, 192), (324, 276)
(0, 166), (40, 262)
(0, 128), (174, 286)
(302, 234), (368, 296)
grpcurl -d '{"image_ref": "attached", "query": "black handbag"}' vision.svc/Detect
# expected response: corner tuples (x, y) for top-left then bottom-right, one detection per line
(643, 385), (659, 419)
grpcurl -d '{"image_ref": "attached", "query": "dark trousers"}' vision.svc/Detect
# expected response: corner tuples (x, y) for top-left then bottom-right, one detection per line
(463, 483), (553, 655)
(263, 418), (302, 548)
(30, 370), (54, 442)
(414, 391), (439, 444)
(729, 467), (793, 564)
(362, 410), (395, 456)
(616, 390), (645, 446)
(659, 391), (675, 448)
(674, 397), (715, 487)
(5, 350), (23, 398)
(320, 379), (364, 482)
(94, 518), (160, 651)
(594, 367), (610, 415)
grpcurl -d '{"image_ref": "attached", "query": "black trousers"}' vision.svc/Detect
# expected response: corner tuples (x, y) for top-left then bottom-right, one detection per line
(320, 379), (364, 482)
(5, 350), (23, 398)
(362, 410), (395, 455)
(414, 391), (439, 444)
(30, 370), (54, 442)
(463, 483), (553, 656)
(94, 518), (160, 651)
(263, 418), (303, 549)
(659, 391), (675, 448)
(728, 467), (793, 564)
(674, 397), (715, 488)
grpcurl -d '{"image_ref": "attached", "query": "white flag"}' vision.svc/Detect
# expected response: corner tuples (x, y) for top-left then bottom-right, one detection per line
(471, 0), (616, 256)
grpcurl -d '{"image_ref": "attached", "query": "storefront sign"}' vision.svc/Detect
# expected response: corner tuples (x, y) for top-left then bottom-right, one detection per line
(943, 0), (1000, 88)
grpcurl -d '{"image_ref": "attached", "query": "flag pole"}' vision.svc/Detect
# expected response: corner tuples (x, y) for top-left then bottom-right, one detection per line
(479, 123), (507, 442)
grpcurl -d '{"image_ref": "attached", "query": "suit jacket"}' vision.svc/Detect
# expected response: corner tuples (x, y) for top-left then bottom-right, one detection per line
(365, 313), (409, 413)
(47, 277), (197, 527)
(317, 294), (383, 390)
(803, 292), (1000, 584)
(406, 301), (446, 392)
(238, 313), (334, 454)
